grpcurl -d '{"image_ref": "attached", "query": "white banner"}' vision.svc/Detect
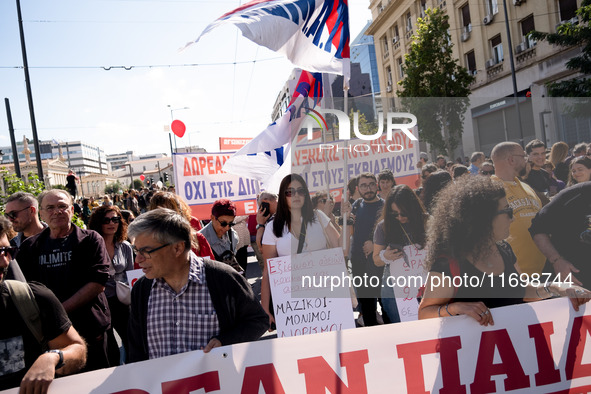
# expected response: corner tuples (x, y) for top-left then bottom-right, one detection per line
(4, 298), (591, 393)
(174, 152), (260, 219)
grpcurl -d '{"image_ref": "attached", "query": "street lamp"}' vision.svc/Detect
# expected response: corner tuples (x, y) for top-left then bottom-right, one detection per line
(167, 105), (190, 154)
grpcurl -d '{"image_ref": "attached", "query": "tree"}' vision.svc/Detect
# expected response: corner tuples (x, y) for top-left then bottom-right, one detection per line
(105, 181), (123, 195)
(530, 0), (591, 97)
(131, 179), (143, 190)
(397, 8), (474, 156)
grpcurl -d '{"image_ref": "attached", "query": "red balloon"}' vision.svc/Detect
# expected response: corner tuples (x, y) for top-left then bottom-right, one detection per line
(171, 120), (186, 138)
(139, 175), (145, 181)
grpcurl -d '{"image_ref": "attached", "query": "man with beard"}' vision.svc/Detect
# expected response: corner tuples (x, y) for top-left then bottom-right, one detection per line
(344, 173), (385, 326)
(491, 142), (546, 276)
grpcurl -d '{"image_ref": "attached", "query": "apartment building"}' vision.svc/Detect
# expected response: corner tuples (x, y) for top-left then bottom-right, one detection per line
(367, 0), (589, 155)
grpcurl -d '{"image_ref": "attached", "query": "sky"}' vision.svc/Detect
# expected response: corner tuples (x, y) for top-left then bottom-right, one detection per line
(0, 0), (372, 157)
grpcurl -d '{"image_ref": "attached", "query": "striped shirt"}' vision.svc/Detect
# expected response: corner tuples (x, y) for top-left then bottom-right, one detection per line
(146, 254), (219, 359)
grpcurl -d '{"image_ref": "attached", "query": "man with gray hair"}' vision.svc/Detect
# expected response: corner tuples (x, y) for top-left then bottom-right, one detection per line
(127, 208), (268, 362)
(5, 192), (46, 248)
(16, 189), (111, 371)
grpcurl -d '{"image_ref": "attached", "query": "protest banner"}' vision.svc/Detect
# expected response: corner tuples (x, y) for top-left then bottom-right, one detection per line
(267, 248), (355, 338)
(174, 152), (260, 219)
(292, 128), (421, 200)
(387, 244), (428, 322)
(5, 298), (591, 393)
(219, 137), (253, 151)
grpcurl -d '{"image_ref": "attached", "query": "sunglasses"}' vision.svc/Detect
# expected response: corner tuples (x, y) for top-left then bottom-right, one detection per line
(389, 211), (407, 218)
(481, 170), (495, 175)
(4, 206), (30, 220)
(216, 217), (236, 227)
(103, 216), (121, 224)
(496, 207), (514, 219)
(0, 246), (18, 259)
(319, 199), (328, 204)
(285, 187), (307, 197)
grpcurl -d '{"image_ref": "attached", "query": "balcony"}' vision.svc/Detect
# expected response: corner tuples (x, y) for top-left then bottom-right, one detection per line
(486, 62), (503, 79)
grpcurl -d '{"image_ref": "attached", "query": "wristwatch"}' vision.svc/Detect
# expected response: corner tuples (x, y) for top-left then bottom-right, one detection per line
(45, 349), (65, 369)
(256, 224), (266, 230)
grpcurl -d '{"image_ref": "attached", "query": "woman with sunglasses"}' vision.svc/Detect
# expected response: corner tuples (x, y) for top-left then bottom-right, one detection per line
(373, 185), (428, 323)
(418, 176), (591, 325)
(88, 205), (134, 364)
(261, 174), (341, 329)
(199, 199), (239, 263)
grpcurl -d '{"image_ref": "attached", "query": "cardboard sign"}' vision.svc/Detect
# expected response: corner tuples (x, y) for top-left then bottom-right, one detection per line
(388, 244), (428, 322)
(267, 248), (355, 337)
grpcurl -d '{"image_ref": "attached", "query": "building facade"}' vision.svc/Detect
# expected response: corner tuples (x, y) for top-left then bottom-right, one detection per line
(367, 0), (589, 156)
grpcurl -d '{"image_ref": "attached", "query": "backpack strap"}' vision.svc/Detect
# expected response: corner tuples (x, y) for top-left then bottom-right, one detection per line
(5, 280), (46, 350)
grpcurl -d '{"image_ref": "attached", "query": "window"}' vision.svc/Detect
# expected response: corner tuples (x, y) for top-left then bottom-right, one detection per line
(558, 0), (577, 21)
(465, 51), (476, 74)
(520, 15), (536, 48)
(386, 66), (393, 86)
(382, 36), (389, 53)
(406, 12), (412, 32)
(420, 0), (427, 17)
(490, 35), (503, 63)
(398, 58), (405, 78)
(461, 4), (471, 30)
(393, 24), (400, 42)
(486, 0), (498, 15)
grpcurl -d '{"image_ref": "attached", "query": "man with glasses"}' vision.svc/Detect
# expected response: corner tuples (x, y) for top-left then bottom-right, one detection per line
(0, 216), (87, 392)
(491, 142), (546, 276)
(16, 189), (112, 372)
(5, 192), (46, 248)
(127, 208), (267, 361)
(199, 199), (239, 263)
(346, 173), (386, 327)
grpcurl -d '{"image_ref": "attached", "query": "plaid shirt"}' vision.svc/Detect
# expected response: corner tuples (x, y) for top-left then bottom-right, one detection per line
(146, 254), (219, 359)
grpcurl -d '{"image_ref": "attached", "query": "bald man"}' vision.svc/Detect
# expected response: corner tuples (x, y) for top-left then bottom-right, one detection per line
(491, 142), (546, 276)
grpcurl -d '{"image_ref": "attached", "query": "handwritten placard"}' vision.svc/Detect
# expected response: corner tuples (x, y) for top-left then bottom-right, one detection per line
(267, 248), (355, 338)
(389, 244), (428, 322)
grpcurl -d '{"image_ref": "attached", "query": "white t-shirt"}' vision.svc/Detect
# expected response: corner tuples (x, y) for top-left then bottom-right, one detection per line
(262, 210), (331, 256)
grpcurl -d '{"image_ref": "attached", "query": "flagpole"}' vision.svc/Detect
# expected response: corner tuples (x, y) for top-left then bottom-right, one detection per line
(342, 88), (349, 256)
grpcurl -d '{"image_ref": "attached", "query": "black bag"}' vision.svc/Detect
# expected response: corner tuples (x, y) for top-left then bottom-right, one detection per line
(214, 232), (244, 274)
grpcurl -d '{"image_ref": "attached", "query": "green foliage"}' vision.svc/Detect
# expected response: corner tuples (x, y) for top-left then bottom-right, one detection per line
(529, 0), (591, 97)
(72, 213), (85, 228)
(132, 179), (144, 190)
(350, 110), (378, 136)
(52, 184), (68, 191)
(0, 169), (45, 210)
(105, 181), (123, 195)
(397, 8), (474, 155)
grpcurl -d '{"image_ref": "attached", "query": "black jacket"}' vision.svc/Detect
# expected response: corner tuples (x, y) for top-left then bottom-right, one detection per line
(128, 258), (268, 362)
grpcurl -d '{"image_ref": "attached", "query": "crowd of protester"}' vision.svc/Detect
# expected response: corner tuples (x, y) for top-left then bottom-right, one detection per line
(2, 139), (591, 392)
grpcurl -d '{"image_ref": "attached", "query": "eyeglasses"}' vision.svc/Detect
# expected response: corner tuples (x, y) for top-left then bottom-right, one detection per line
(285, 187), (307, 197)
(358, 182), (377, 190)
(42, 204), (71, 213)
(0, 246), (18, 259)
(495, 207), (514, 219)
(102, 216), (121, 224)
(318, 199), (328, 204)
(481, 170), (495, 175)
(132, 243), (170, 259)
(4, 206), (31, 220)
(216, 217), (235, 227)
